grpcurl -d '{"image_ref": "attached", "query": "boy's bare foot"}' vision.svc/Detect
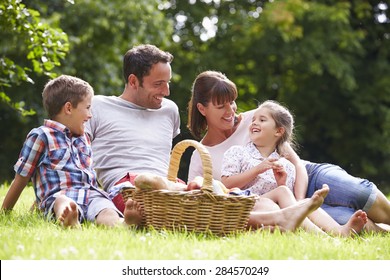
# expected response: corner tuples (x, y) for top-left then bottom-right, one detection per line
(124, 199), (143, 226)
(339, 210), (368, 236)
(58, 201), (80, 228)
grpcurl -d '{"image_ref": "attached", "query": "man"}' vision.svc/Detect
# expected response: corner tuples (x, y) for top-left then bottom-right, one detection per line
(85, 44), (181, 213)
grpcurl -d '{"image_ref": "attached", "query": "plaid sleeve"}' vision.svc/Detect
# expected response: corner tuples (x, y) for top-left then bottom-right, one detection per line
(14, 129), (46, 178)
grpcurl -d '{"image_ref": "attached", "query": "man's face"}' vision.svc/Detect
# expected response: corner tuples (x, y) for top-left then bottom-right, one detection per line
(136, 62), (172, 109)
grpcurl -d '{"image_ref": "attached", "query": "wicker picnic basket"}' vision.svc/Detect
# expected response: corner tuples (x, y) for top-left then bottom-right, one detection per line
(123, 139), (256, 235)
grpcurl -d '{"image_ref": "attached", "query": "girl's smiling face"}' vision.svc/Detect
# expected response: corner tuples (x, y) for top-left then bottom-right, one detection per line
(250, 107), (281, 148)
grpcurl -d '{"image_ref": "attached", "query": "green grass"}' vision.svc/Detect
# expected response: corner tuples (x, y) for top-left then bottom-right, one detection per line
(1, 183), (389, 260)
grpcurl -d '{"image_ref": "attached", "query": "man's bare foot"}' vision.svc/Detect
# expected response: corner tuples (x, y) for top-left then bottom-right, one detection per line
(124, 199), (143, 226)
(135, 173), (168, 190)
(58, 201), (80, 228)
(279, 184), (329, 231)
(338, 210), (368, 237)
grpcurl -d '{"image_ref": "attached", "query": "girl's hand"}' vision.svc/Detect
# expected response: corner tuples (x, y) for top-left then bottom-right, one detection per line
(272, 161), (287, 186)
(256, 158), (278, 174)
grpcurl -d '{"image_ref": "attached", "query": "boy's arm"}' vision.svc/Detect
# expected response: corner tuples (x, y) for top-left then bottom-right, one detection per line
(1, 174), (30, 212)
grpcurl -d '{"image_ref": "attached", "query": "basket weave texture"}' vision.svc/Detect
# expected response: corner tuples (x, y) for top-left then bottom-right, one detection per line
(123, 139), (256, 235)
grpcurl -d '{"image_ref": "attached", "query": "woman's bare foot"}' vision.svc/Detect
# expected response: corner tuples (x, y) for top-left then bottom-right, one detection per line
(124, 199), (143, 226)
(338, 210), (368, 236)
(363, 221), (390, 233)
(58, 201), (80, 228)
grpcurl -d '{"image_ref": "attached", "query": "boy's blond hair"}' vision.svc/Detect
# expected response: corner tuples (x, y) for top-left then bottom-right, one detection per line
(42, 75), (94, 119)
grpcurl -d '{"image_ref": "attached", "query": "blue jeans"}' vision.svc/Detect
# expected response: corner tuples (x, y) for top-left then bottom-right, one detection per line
(305, 162), (377, 225)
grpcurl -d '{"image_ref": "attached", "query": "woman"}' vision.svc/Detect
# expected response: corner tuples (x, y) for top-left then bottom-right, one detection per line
(187, 70), (390, 233)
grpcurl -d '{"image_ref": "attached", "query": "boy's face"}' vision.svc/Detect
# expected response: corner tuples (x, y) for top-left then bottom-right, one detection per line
(68, 93), (93, 136)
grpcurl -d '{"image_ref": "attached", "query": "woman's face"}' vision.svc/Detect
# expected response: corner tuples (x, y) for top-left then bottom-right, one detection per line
(199, 100), (237, 131)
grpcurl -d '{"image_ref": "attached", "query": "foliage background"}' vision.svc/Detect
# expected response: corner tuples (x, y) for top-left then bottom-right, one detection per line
(1, 0), (389, 192)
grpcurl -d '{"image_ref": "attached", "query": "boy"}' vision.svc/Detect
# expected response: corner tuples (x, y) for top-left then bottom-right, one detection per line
(1, 75), (141, 228)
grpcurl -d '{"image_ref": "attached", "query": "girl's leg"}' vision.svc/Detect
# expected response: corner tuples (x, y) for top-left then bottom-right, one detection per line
(248, 185), (329, 232)
(53, 195), (80, 228)
(261, 186), (326, 234)
(308, 207), (367, 236)
(261, 186), (298, 208)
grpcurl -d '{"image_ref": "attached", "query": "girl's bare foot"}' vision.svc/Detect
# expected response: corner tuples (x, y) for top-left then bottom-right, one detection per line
(248, 185), (329, 232)
(279, 184), (329, 231)
(58, 201), (80, 228)
(124, 199), (143, 226)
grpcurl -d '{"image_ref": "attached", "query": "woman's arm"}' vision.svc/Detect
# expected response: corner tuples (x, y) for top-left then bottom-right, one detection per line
(1, 174), (30, 212)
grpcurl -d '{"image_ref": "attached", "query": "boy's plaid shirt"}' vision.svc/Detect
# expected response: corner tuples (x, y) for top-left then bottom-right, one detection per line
(15, 119), (98, 210)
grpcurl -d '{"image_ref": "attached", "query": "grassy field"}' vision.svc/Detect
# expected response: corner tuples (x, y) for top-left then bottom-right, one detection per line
(1, 183), (389, 260)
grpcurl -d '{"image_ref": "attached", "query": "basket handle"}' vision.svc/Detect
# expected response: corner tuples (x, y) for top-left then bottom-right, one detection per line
(167, 139), (213, 192)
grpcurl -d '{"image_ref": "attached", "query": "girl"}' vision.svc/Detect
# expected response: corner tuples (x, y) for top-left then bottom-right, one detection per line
(221, 100), (367, 235)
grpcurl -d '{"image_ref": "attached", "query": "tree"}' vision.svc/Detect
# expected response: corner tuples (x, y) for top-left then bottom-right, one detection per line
(0, 0), (69, 115)
(0, 0), (69, 181)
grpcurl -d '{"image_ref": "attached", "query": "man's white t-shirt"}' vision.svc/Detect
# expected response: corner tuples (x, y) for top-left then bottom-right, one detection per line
(85, 95), (180, 190)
